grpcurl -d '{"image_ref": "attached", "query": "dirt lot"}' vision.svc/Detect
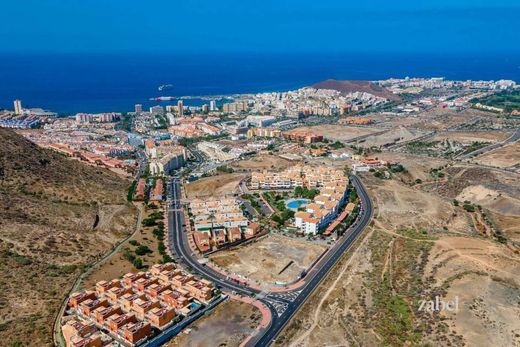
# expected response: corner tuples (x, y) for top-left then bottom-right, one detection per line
(275, 174), (520, 347)
(209, 234), (326, 285)
(291, 124), (383, 142)
(165, 300), (261, 347)
(357, 126), (426, 147)
(185, 173), (247, 198)
(474, 141), (520, 168)
(431, 131), (513, 144)
(232, 154), (295, 172)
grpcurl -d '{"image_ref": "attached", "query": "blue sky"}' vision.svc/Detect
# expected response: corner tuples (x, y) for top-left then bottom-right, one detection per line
(2, 0), (519, 53)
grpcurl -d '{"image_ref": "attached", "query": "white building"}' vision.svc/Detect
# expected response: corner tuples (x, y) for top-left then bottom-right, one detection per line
(14, 100), (23, 115)
(209, 100), (217, 111)
(246, 115), (276, 128)
(149, 151), (185, 175)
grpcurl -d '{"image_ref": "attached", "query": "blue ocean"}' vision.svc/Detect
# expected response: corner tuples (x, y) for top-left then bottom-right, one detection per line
(0, 52), (519, 115)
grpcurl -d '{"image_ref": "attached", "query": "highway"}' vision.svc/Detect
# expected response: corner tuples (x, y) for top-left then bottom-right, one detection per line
(166, 175), (373, 347)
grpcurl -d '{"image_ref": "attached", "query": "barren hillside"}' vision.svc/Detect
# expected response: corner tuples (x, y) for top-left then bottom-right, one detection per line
(0, 128), (137, 346)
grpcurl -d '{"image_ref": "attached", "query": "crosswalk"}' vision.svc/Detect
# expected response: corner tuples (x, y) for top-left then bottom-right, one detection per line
(268, 300), (289, 317)
(269, 290), (301, 302)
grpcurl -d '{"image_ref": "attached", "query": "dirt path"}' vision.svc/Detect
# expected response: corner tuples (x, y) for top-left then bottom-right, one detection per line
(288, 229), (373, 347)
(53, 203), (144, 347)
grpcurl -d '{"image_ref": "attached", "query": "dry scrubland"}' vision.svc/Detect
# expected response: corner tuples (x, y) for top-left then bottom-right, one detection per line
(276, 156), (520, 347)
(0, 129), (136, 346)
(165, 300), (261, 347)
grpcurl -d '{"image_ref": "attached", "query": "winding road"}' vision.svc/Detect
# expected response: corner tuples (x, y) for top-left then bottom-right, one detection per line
(167, 174), (373, 346)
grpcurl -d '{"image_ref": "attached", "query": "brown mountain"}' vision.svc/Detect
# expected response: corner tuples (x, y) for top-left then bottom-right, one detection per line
(0, 128), (136, 346)
(311, 79), (401, 101)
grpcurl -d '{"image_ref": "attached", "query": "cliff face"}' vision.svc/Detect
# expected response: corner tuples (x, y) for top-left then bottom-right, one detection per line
(0, 128), (136, 346)
(312, 79), (401, 101)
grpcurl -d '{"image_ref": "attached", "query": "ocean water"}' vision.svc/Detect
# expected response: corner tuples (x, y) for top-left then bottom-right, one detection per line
(0, 52), (519, 114)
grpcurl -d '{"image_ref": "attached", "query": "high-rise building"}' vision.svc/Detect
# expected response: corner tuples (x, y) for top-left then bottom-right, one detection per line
(209, 100), (217, 111)
(135, 104), (143, 114)
(14, 100), (23, 115)
(177, 100), (184, 116)
(202, 104), (209, 113)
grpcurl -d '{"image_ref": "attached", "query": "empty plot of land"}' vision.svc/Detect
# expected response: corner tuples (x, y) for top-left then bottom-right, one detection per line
(185, 173), (246, 198)
(232, 154), (295, 172)
(425, 236), (520, 347)
(165, 300), (260, 347)
(431, 131), (513, 144)
(358, 126), (426, 147)
(209, 234), (326, 284)
(473, 141), (520, 168)
(292, 124), (383, 142)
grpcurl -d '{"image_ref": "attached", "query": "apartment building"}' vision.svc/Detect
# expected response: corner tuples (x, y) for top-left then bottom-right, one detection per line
(294, 180), (349, 235)
(189, 196), (248, 232)
(246, 127), (282, 138)
(149, 179), (164, 201)
(282, 130), (323, 143)
(250, 165), (346, 190)
(149, 150), (185, 176)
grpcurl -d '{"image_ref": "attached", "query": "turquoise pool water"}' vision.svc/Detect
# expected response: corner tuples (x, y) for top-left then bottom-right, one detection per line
(287, 199), (309, 210)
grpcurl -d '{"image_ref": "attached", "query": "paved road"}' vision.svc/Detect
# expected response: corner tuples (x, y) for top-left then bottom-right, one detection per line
(166, 175), (373, 347)
(456, 127), (520, 160)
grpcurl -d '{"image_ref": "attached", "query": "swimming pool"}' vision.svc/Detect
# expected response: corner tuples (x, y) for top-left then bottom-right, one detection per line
(286, 199), (310, 210)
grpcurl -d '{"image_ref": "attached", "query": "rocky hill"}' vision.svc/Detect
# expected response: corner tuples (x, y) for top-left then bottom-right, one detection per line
(0, 128), (137, 346)
(312, 79), (401, 101)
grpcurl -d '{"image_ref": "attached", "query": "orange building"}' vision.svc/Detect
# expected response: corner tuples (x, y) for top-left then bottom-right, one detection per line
(95, 279), (121, 295)
(160, 289), (191, 309)
(106, 313), (137, 333)
(193, 232), (211, 252)
(94, 305), (122, 325)
(132, 298), (161, 318)
(146, 307), (177, 328)
(227, 227), (242, 242)
(338, 117), (373, 125)
(68, 291), (97, 308)
(121, 321), (152, 345)
(62, 320), (98, 347)
(123, 272), (147, 287)
(134, 179), (147, 200)
(80, 298), (108, 317)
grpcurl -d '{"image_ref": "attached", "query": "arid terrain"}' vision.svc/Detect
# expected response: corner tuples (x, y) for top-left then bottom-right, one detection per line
(231, 154), (296, 172)
(165, 300), (261, 347)
(291, 124), (383, 142)
(210, 234), (326, 285)
(473, 141), (520, 169)
(0, 129), (136, 346)
(275, 154), (520, 347)
(185, 173), (247, 198)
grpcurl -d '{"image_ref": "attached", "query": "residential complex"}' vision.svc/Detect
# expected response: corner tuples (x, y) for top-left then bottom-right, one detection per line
(188, 195), (260, 252)
(189, 196), (249, 232)
(294, 180), (349, 235)
(62, 263), (217, 347)
(251, 165), (347, 190)
(145, 140), (187, 176)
